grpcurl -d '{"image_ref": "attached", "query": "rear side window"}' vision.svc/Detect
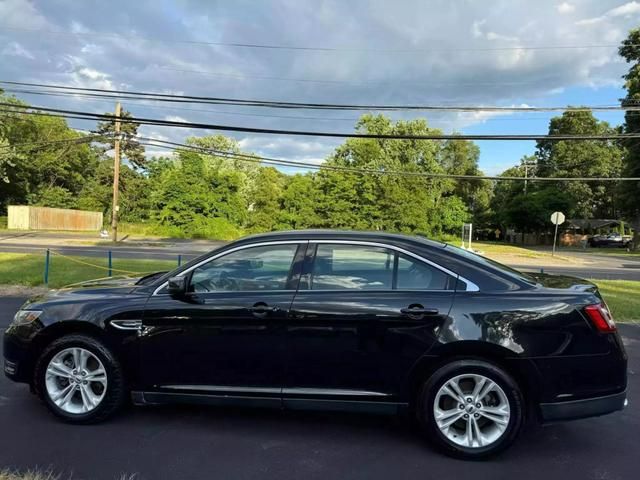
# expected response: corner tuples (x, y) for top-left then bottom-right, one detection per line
(311, 244), (393, 290)
(309, 244), (454, 291)
(396, 254), (451, 290)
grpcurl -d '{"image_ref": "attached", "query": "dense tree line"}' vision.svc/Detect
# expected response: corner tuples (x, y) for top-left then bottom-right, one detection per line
(0, 101), (492, 239)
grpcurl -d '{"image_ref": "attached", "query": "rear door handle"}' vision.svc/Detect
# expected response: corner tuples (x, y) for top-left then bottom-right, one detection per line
(401, 307), (439, 315)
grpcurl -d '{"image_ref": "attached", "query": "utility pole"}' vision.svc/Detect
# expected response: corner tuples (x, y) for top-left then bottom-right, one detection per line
(523, 161), (528, 195)
(111, 102), (122, 243)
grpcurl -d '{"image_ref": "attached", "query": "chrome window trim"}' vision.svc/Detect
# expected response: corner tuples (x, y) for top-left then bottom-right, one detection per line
(152, 240), (306, 296)
(310, 239), (479, 292)
(152, 238), (479, 295)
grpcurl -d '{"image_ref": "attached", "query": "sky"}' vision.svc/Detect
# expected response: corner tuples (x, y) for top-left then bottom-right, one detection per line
(0, 0), (638, 175)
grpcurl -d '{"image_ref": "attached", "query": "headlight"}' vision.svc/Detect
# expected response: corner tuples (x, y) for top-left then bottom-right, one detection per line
(13, 310), (43, 326)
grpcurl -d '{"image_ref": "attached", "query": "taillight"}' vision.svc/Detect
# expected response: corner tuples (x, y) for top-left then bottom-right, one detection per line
(584, 303), (616, 333)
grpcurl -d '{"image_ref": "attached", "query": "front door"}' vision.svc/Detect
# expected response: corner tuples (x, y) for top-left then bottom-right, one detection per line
(140, 242), (305, 398)
(285, 242), (455, 404)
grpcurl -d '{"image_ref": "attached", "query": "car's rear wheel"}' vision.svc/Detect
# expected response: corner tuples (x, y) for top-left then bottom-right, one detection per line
(34, 334), (126, 423)
(418, 359), (524, 459)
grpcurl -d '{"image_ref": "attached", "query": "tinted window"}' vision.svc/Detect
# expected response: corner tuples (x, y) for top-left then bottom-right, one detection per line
(311, 244), (393, 290)
(189, 244), (298, 292)
(444, 244), (536, 285)
(396, 254), (451, 290)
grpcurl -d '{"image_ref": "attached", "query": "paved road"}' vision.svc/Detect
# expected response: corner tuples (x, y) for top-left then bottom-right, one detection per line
(0, 297), (637, 480)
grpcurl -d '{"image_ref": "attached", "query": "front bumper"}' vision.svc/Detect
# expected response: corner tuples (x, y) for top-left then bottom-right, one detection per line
(540, 390), (627, 423)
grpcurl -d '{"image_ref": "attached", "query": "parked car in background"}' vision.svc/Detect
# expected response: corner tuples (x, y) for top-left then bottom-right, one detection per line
(4, 230), (628, 459)
(588, 233), (632, 248)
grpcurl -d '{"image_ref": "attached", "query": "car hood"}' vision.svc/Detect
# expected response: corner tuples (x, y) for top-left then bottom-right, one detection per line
(21, 277), (147, 310)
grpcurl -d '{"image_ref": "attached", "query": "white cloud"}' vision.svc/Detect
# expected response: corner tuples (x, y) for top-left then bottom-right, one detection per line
(1, 41), (35, 60)
(471, 19), (486, 38)
(80, 44), (104, 55)
(557, 2), (576, 14)
(576, 1), (640, 25)
(609, 1), (640, 16)
(164, 115), (188, 123)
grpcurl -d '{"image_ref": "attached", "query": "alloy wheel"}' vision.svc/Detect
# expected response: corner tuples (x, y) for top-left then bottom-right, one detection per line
(433, 373), (510, 448)
(45, 347), (108, 414)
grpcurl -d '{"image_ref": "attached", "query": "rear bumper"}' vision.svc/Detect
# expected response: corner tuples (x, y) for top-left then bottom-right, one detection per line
(540, 390), (627, 423)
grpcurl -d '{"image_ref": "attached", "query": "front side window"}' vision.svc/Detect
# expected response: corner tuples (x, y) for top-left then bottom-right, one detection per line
(189, 244), (298, 293)
(310, 244), (455, 291)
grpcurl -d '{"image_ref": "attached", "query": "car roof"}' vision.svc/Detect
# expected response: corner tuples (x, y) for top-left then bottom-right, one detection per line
(235, 229), (447, 249)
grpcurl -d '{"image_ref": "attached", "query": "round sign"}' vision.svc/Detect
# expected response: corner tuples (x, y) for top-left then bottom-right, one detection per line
(550, 211), (565, 225)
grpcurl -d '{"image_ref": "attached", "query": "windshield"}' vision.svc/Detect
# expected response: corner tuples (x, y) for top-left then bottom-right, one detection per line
(443, 244), (538, 286)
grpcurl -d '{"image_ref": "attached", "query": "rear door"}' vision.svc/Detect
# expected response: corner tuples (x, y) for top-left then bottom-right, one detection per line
(284, 241), (456, 405)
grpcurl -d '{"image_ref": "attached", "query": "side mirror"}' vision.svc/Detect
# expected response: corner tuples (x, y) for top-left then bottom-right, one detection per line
(167, 276), (188, 297)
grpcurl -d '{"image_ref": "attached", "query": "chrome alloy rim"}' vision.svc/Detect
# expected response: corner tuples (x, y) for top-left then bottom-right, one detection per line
(45, 347), (108, 414)
(433, 374), (510, 448)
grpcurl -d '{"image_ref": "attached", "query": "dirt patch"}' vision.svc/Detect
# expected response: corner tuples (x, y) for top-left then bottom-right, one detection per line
(0, 285), (49, 297)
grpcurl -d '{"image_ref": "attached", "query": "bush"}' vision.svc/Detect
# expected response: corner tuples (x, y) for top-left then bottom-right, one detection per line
(0, 216), (6, 229)
(119, 217), (244, 241)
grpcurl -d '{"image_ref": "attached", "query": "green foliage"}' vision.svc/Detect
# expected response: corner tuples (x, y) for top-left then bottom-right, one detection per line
(535, 110), (622, 218)
(247, 167), (284, 232)
(1, 98), (494, 240)
(27, 186), (77, 209)
(94, 110), (146, 169)
(0, 93), (100, 214)
(619, 28), (640, 249)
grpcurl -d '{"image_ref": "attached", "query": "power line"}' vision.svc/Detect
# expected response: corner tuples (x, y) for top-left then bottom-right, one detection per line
(0, 26), (635, 54)
(136, 136), (636, 181)
(0, 87), (363, 122)
(1, 103), (637, 141)
(1, 81), (636, 112)
(0, 134), (107, 150)
(8, 86), (636, 124)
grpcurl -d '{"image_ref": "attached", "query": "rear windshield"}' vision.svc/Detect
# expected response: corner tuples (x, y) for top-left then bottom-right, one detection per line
(443, 244), (537, 286)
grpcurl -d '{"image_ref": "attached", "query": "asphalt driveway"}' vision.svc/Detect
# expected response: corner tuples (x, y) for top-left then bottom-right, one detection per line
(0, 296), (637, 480)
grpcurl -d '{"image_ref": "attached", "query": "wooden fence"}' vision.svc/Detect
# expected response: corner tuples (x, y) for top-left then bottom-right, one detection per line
(8, 206), (103, 231)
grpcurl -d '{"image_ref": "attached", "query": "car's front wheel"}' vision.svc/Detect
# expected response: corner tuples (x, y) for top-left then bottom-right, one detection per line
(418, 359), (524, 459)
(34, 334), (126, 423)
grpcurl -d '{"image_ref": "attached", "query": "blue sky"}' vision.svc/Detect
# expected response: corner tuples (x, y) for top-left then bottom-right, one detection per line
(0, 0), (638, 175)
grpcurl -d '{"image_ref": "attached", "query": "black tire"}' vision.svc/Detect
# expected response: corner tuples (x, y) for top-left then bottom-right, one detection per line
(417, 359), (524, 460)
(34, 334), (126, 424)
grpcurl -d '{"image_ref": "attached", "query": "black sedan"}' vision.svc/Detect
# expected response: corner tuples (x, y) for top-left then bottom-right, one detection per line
(3, 230), (628, 459)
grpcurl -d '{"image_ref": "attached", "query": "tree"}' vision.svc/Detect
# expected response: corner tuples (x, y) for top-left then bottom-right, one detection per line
(314, 114), (469, 234)
(277, 174), (320, 229)
(439, 138), (493, 224)
(619, 28), (640, 250)
(535, 110), (622, 219)
(246, 167), (284, 232)
(94, 110), (146, 169)
(0, 94), (100, 213)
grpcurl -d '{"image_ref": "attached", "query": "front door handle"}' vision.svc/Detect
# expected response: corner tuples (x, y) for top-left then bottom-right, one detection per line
(401, 306), (439, 316)
(249, 303), (279, 316)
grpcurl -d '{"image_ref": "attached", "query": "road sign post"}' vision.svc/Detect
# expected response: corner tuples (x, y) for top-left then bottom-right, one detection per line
(550, 211), (566, 256)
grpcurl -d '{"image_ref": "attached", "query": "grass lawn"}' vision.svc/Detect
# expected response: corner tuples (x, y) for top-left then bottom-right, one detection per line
(591, 279), (640, 323)
(469, 242), (549, 258)
(0, 252), (176, 288)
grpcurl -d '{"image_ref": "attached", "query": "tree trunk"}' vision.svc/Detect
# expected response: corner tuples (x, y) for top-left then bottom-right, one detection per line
(632, 217), (640, 251)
